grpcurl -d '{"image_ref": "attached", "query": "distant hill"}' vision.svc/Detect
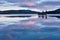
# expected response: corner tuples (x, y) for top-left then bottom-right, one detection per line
(46, 9), (60, 14)
(0, 9), (60, 14)
(0, 10), (40, 14)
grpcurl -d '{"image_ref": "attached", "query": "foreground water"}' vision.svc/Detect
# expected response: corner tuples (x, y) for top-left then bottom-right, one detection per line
(0, 14), (60, 40)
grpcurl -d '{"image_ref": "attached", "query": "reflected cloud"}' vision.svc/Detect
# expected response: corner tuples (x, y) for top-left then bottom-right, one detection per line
(21, 21), (36, 25)
(0, 17), (29, 22)
(43, 19), (52, 22)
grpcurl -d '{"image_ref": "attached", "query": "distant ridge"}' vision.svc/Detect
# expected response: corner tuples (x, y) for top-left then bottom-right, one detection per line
(0, 10), (40, 14)
(0, 9), (60, 14)
(46, 9), (60, 14)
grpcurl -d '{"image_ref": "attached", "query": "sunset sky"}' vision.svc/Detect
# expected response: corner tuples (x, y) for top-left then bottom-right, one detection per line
(0, 0), (60, 11)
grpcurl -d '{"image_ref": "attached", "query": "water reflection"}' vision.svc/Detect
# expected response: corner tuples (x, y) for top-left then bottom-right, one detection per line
(0, 14), (60, 40)
(21, 21), (36, 25)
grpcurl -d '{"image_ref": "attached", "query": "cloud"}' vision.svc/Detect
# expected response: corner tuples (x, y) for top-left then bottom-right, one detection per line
(5, 0), (39, 3)
(36, 1), (60, 11)
(0, 0), (60, 11)
(41, 0), (60, 1)
(0, 0), (18, 7)
(43, 5), (53, 8)
(22, 2), (36, 6)
(41, 1), (60, 6)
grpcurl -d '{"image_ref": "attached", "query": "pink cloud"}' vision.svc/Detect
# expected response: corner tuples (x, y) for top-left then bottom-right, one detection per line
(43, 5), (53, 8)
(22, 2), (37, 6)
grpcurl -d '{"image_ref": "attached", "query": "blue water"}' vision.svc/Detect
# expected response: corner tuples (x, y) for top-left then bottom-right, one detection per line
(0, 14), (60, 40)
(0, 27), (60, 40)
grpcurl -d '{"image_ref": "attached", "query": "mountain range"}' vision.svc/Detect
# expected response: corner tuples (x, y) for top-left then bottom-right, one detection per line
(0, 9), (60, 14)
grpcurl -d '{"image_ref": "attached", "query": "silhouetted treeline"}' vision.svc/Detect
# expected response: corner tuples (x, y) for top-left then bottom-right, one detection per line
(45, 9), (60, 14)
(0, 10), (40, 14)
(0, 9), (60, 14)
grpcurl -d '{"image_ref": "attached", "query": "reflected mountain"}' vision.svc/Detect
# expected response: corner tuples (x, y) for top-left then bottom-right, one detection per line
(50, 16), (60, 18)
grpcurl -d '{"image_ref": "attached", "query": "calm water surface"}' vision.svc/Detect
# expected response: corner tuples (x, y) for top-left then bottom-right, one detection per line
(0, 14), (60, 40)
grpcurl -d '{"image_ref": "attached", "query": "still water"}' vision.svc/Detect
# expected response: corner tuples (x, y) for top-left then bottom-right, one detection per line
(0, 14), (60, 40)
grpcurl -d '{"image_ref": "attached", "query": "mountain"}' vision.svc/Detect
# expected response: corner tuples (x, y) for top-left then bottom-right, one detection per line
(0, 9), (60, 14)
(46, 9), (60, 14)
(0, 10), (40, 14)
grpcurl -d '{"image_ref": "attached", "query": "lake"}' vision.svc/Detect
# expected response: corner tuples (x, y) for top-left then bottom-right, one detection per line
(0, 14), (60, 40)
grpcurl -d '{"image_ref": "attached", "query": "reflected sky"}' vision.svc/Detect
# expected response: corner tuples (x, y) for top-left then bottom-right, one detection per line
(0, 15), (60, 40)
(0, 15), (60, 29)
